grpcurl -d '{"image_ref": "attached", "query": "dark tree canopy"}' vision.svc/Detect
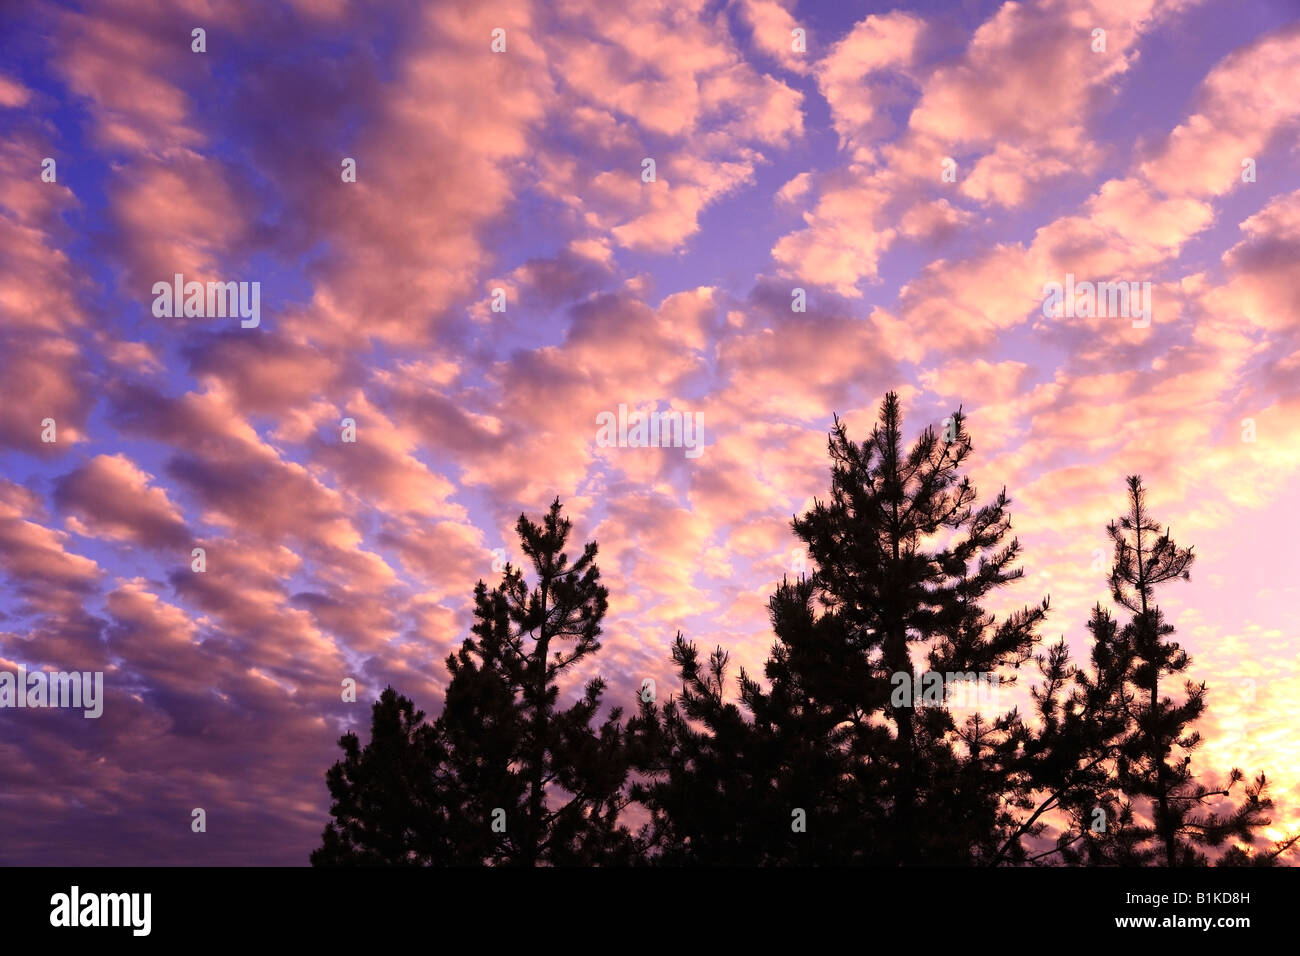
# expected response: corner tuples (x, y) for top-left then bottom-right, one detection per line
(1065, 478), (1284, 865)
(312, 687), (448, 866)
(313, 499), (638, 866)
(632, 392), (1050, 865)
(313, 404), (1296, 868)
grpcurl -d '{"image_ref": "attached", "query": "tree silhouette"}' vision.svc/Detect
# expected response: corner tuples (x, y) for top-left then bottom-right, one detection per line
(633, 392), (1049, 864)
(313, 498), (638, 865)
(312, 421), (1295, 867)
(629, 580), (874, 864)
(427, 577), (530, 865)
(474, 498), (637, 864)
(1048, 477), (1290, 865)
(312, 687), (449, 865)
(985, 606), (1140, 865)
(793, 393), (1048, 863)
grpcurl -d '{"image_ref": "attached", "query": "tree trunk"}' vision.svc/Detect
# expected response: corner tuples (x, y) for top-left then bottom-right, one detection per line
(526, 581), (549, 866)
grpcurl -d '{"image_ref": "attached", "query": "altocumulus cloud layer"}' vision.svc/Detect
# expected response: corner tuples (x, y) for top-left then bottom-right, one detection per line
(0, 0), (1298, 864)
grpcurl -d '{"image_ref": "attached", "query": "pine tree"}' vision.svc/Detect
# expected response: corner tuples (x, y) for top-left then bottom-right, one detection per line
(629, 635), (783, 865)
(984, 607), (1138, 865)
(630, 579), (875, 864)
(1063, 476), (1289, 865)
(430, 580), (530, 865)
(1107, 475), (1197, 864)
(436, 498), (638, 865)
(792, 393), (1047, 864)
(313, 499), (638, 865)
(311, 687), (449, 865)
(634, 393), (1048, 865)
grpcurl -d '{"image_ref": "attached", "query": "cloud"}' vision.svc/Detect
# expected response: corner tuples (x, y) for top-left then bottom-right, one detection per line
(3, 0), (1298, 864)
(55, 455), (191, 550)
(1140, 24), (1300, 198)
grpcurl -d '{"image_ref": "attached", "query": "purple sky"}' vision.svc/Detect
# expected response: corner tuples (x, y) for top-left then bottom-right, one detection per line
(1, 0), (1298, 864)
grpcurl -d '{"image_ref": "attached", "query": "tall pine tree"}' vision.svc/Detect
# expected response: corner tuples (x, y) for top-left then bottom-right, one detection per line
(634, 393), (1049, 864)
(792, 393), (1047, 864)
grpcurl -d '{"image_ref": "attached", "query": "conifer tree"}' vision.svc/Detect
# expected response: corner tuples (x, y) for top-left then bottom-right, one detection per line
(1064, 476), (1287, 865)
(629, 579), (876, 864)
(436, 498), (638, 865)
(634, 393), (1048, 865)
(311, 687), (450, 865)
(983, 607), (1139, 865)
(792, 393), (1047, 864)
(314, 499), (638, 865)
(430, 579), (530, 865)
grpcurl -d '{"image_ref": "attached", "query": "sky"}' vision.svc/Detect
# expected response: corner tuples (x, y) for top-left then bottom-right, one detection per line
(0, 0), (1297, 865)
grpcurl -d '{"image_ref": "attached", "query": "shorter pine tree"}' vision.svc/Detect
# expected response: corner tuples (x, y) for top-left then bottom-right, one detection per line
(311, 687), (449, 865)
(1066, 477), (1289, 865)
(313, 499), (638, 865)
